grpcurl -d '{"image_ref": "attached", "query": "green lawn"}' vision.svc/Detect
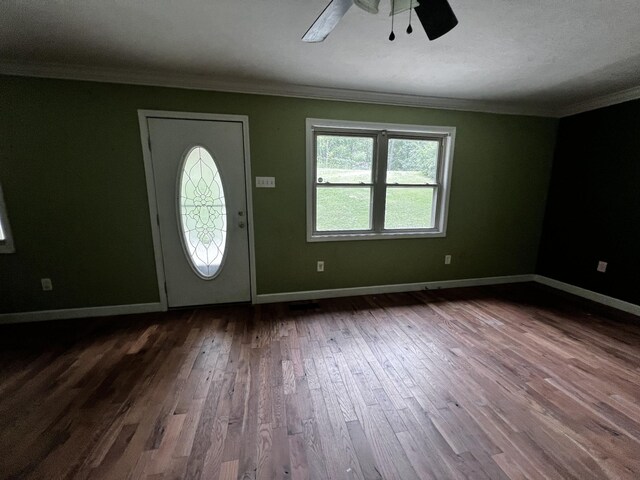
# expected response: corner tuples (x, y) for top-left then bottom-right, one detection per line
(316, 169), (435, 231)
(317, 168), (432, 184)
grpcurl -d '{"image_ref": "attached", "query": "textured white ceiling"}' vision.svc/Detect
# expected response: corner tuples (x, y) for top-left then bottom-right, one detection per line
(1, 0), (639, 114)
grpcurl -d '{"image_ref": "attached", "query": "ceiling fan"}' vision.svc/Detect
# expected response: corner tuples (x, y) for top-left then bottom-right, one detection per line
(302, 0), (458, 43)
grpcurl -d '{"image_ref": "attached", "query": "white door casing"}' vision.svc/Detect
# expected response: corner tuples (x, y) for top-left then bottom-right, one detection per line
(139, 111), (256, 308)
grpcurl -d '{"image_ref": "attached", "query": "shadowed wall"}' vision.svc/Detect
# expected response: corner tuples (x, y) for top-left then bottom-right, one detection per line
(538, 99), (640, 305)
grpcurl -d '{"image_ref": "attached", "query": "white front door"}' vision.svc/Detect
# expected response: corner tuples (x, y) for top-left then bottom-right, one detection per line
(145, 115), (252, 307)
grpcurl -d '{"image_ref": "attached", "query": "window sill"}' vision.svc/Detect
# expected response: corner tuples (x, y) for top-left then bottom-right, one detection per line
(307, 230), (446, 242)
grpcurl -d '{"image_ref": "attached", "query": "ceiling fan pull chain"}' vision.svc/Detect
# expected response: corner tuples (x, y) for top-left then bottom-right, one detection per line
(389, 0), (396, 40)
(407, 0), (413, 34)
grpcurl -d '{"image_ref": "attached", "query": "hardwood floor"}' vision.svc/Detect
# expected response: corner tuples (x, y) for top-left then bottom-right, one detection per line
(1, 283), (639, 479)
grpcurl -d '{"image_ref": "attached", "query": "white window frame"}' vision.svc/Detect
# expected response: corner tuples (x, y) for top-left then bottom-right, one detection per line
(0, 182), (15, 253)
(306, 118), (455, 242)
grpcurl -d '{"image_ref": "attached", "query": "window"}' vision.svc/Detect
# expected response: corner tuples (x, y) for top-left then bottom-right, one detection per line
(0, 182), (15, 253)
(306, 119), (455, 241)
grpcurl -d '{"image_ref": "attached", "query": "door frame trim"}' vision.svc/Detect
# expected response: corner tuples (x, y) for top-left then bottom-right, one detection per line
(137, 110), (257, 308)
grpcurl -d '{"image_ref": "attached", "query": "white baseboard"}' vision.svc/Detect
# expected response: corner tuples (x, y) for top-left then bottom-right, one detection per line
(533, 275), (640, 317)
(256, 274), (640, 319)
(0, 302), (165, 325)
(254, 275), (535, 304)
(2, 275), (636, 324)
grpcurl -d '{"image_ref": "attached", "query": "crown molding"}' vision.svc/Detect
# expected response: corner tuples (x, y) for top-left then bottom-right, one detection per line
(2, 60), (637, 118)
(0, 60), (559, 118)
(556, 84), (640, 118)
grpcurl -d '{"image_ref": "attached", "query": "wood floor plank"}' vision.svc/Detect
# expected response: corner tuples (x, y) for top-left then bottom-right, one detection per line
(287, 433), (309, 480)
(301, 418), (330, 480)
(345, 420), (383, 480)
(218, 459), (239, 480)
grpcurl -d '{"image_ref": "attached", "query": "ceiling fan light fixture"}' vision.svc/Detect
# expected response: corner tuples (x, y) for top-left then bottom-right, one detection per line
(301, 0), (457, 43)
(354, 0), (380, 14)
(389, 0), (420, 16)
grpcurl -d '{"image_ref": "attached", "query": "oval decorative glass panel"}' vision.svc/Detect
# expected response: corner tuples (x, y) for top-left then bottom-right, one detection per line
(178, 146), (227, 279)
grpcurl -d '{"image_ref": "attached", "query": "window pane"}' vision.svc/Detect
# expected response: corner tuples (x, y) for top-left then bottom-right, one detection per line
(316, 187), (371, 231)
(384, 187), (435, 229)
(316, 135), (373, 184)
(179, 146), (227, 279)
(387, 138), (439, 184)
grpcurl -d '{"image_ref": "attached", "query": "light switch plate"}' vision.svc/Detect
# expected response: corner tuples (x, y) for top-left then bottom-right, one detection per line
(256, 176), (276, 188)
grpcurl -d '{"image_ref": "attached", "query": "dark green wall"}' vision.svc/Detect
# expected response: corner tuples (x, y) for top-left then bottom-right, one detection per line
(0, 75), (557, 313)
(537, 99), (640, 305)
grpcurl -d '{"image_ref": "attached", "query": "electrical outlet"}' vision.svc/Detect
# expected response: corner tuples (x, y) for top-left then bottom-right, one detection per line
(444, 255), (452, 265)
(597, 261), (607, 273)
(41, 278), (53, 291)
(255, 176), (276, 188)
(317, 260), (324, 272)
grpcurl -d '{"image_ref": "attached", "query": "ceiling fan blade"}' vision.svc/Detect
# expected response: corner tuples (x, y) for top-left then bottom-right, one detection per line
(302, 0), (354, 43)
(414, 0), (458, 41)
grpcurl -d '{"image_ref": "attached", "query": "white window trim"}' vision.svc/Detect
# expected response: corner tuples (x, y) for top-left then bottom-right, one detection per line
(0, 182), (15, 253)
(306, 118), (455, 242)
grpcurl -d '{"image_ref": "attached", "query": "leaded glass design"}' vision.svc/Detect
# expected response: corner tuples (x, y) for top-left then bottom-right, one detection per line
(178, 146), (227, 279)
